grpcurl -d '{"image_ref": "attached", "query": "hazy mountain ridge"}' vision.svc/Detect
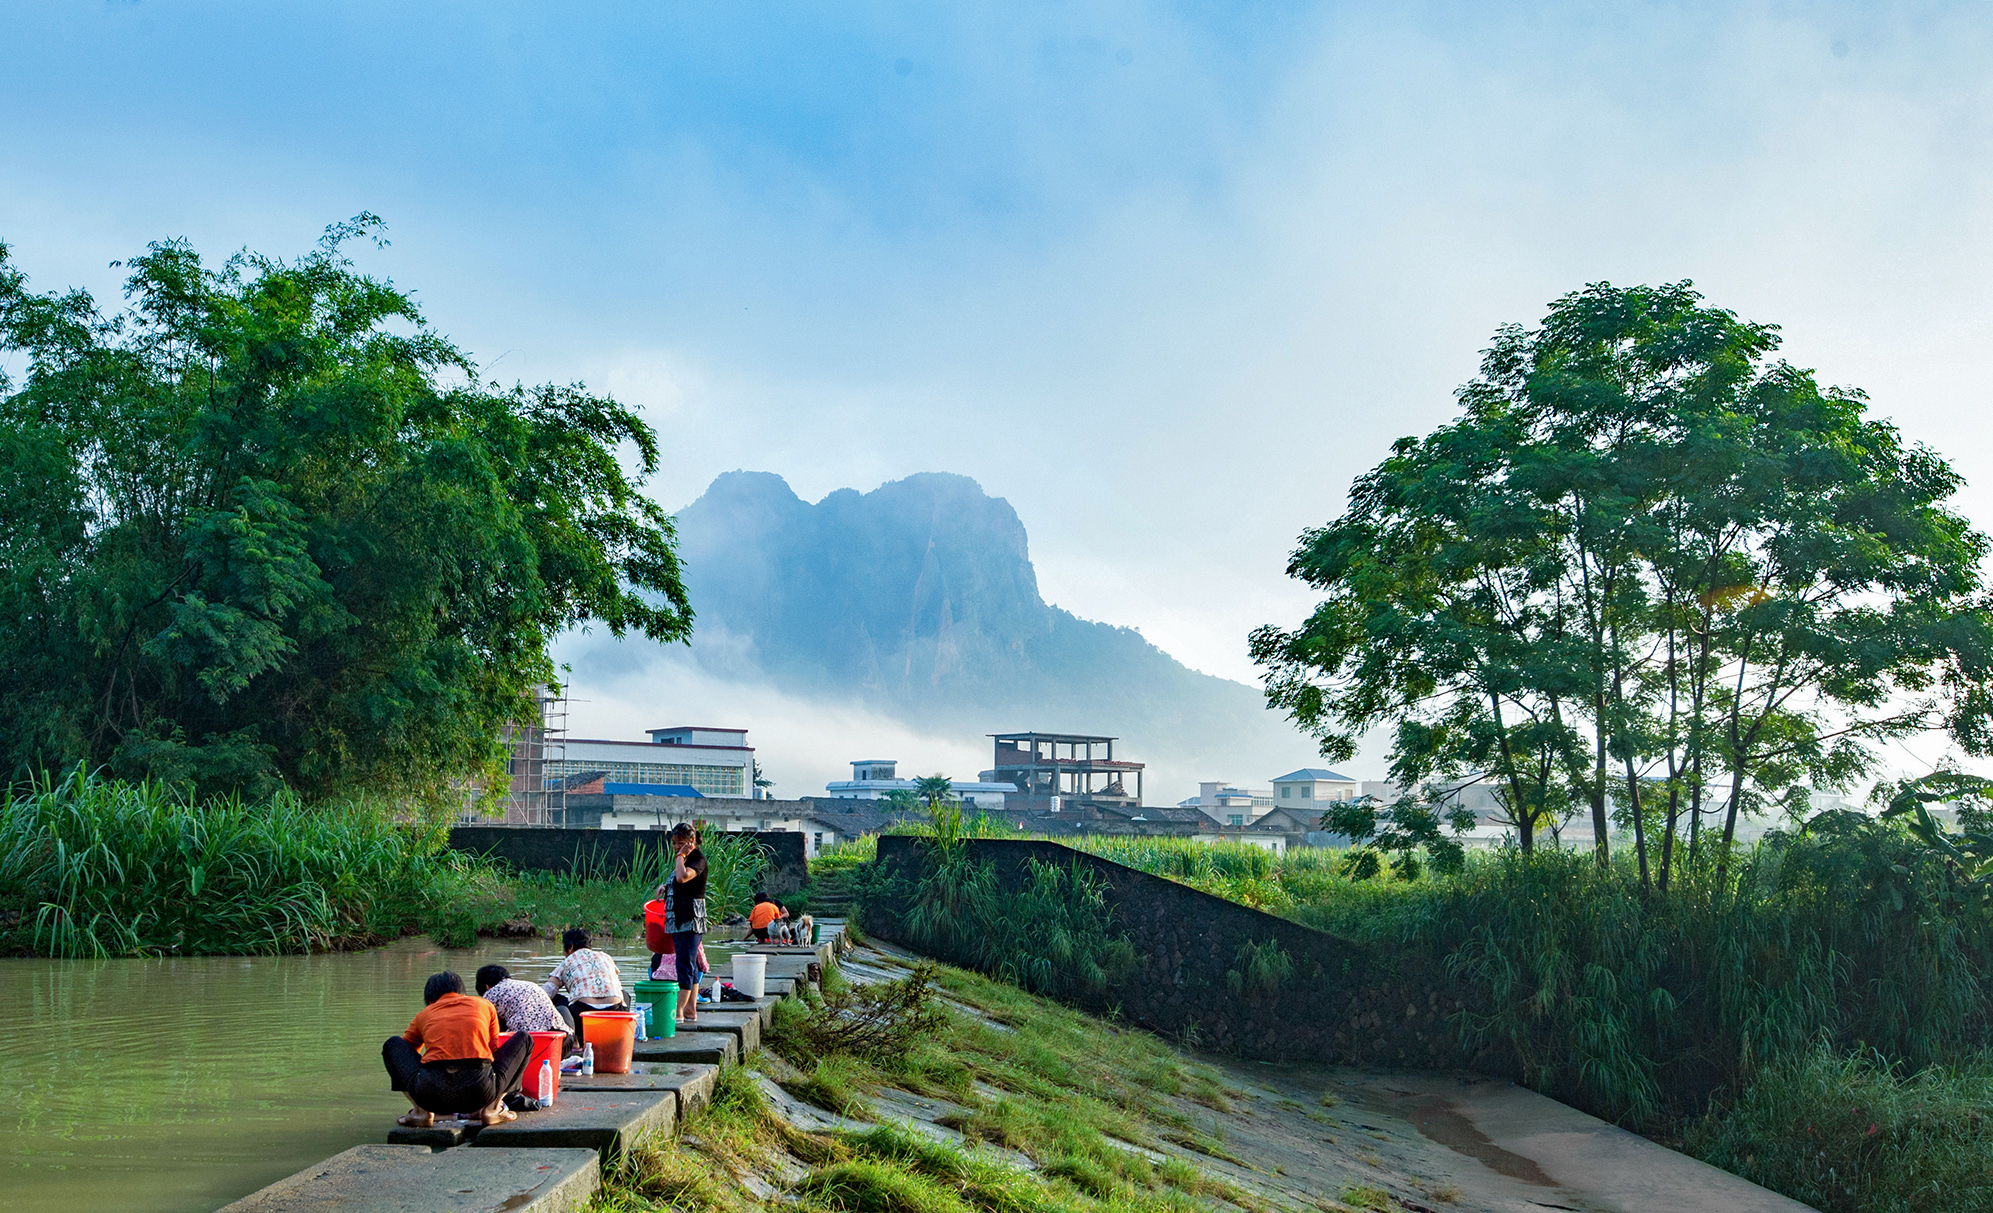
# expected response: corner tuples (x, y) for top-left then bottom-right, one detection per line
(670, 470), (1307, 780)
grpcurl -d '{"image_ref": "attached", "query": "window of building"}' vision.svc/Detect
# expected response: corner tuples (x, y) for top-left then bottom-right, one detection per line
(813, 832), (824, 852)
(1280, 786), (1291, 799)
(1228, 814), (1244, 827)
(616, 823), (636, 831)
(1300, 785), (1313, 798)
(544, 759), (744, 796)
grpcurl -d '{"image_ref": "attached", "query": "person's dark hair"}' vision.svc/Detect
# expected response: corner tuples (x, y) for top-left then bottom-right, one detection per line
(423, 971), (463, 1004)
(475, 964), (509, 994)
(562, 928), (591, 953)
(753, 891), (769, 905)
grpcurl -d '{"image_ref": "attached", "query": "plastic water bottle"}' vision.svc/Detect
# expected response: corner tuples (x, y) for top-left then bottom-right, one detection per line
(582, 1043), (595, 1076)
(538, 1059), (555, 1105)
(634, 1005), (647, 1040)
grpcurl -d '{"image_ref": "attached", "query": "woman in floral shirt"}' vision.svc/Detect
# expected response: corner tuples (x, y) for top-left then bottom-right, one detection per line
(476, 964), (568, 1040)
(541, 928), (626, 1041)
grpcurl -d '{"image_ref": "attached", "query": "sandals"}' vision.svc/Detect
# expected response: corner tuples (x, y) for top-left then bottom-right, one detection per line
(481, 1106), (518, 1126)
(397, 1111), (435, 1128)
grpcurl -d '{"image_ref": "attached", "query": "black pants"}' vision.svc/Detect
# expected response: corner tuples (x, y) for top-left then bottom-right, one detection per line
(382, 1033), (531, 1115)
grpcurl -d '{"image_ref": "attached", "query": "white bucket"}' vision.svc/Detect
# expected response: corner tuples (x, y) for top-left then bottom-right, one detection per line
(732, 952), (768, 999)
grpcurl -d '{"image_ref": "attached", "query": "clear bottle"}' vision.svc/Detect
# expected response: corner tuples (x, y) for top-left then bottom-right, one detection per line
(582, 1042), (595, 1076)
(539, 1058), (555, 1106)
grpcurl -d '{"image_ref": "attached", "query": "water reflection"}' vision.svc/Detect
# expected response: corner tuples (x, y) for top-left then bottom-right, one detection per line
(0, 935), (736, 1212)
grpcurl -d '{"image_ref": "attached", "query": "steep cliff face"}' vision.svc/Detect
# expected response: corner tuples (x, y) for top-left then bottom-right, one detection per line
(671, 470), (1304, 773)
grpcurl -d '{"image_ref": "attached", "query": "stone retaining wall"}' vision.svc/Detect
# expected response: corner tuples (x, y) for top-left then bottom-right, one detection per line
(449, 827), (808, 895)
(870, 836), (1515, 1075)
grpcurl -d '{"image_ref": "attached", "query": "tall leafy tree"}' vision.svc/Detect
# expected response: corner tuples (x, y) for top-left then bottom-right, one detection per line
(1255, 282), (1993, 878)
(0, 218), (693, 803)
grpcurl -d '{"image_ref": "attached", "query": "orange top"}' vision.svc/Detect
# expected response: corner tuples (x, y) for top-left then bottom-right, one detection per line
(401, 992), (501, 1061)
(748, 901), (781, 930)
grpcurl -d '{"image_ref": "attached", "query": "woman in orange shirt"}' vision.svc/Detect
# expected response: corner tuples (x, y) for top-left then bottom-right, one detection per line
(382, 972), (533, 1127)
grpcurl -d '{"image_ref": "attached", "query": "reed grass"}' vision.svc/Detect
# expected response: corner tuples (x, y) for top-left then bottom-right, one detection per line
(419, 827), (771, 947)
(0, 770), (776, 956)
(1683, 1046), (1993, 1213)
(0, 768), (447, 956)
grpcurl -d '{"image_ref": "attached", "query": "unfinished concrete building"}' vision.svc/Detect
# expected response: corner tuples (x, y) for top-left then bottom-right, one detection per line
(982, 731), (1144, 812)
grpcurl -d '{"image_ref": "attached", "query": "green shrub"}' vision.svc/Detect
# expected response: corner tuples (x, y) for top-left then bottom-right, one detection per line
(776, 961), (950, 1066)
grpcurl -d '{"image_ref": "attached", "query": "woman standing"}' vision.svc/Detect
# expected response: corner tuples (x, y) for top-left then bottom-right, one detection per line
(662, 823), (709, 1024)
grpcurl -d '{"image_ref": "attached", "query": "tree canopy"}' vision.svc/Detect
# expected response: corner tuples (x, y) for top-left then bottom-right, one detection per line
(1252, 282), (1993, 885)
(0, 217), (693, 803)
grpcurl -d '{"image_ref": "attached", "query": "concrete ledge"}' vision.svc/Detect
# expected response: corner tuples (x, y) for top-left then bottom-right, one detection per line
(632, 1033), (738, 1068)
(564, 1063), (720, 1119)
(385, 1119), (481, 1149)
(218, 1143), (599, 1213)
(760, 958), (820, 986)
(716, 994), (784, 1029)
(743, 941), (833, 967)
(473, 1090), (675, 1164)
(680, 1010), (760, 1054)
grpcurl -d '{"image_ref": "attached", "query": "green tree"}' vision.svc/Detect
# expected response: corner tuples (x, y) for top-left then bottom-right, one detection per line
(1255, 282), (1993, 881)
(0, 218), (693, 804)
(914, 774), (963, 849)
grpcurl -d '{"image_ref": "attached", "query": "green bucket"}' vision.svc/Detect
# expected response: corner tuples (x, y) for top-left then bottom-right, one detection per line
(633, 980), (677, 1038)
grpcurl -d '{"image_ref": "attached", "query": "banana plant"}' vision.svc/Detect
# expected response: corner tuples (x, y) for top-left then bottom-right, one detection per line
(1877, 769), (1993, 918)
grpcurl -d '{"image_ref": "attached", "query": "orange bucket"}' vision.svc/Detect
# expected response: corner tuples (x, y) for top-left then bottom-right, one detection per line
(579, 1011), (637, 1074)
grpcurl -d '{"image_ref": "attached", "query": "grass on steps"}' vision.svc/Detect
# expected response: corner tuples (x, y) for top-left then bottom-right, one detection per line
(588, 951), (1282, 1213)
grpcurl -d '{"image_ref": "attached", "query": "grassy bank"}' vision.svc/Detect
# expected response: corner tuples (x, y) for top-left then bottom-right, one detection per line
(0, 772), (770, 957)
(848, 825), (1993, 1213)
(592, 952), (1255, 1213)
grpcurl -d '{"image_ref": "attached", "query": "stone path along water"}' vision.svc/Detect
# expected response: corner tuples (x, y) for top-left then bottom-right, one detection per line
(218, 928), (840, 1211)
(213, 1144), (599, 1213)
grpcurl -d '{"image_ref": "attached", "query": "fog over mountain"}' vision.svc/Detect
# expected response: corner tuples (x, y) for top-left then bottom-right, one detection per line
(606, 470), (1316, 798)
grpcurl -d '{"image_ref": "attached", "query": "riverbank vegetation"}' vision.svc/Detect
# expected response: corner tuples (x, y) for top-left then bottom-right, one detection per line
(592, 952), (1259, 1213)
(850, 818), (1993, 1213)
(0, 770), (769, 956)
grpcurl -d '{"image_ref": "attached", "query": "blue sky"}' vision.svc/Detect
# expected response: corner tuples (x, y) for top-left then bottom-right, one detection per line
(7, 2), (1993, 786)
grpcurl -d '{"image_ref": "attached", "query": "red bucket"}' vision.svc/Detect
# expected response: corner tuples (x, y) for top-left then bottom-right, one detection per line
(644, 899), (675, 954)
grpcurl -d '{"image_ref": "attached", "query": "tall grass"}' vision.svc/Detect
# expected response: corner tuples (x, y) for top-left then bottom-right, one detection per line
(0, 769), (447, 956)
(875, 849), (1137, 1003)
(1684, 1046), (1993, 1213)
(425, 827), (771, 947)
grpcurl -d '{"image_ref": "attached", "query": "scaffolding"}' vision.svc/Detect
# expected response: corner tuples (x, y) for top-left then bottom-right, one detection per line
(506, 685), (569, 825)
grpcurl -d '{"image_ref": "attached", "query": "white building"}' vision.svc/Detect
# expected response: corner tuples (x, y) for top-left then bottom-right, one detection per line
(552, 725), (756, 799)
(1177, 781), (1275, 827)
(1271, 768), (1360, 809)
(823, 759), (1015, 809)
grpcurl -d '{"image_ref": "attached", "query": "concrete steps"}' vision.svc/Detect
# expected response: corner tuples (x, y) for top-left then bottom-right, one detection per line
(215, 925), (846, 1211)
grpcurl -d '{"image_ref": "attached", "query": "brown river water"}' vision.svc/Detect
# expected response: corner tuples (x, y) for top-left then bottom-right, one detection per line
(0, 935), (740, 1213)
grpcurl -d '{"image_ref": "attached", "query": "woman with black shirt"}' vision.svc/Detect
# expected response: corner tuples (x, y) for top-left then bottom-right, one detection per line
(662, 823), (709, 1024)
